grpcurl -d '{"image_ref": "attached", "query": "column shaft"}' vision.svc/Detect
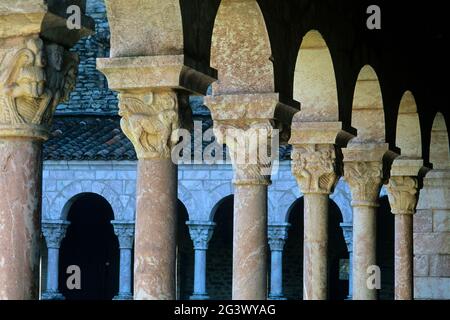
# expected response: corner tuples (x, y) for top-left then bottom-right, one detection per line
(47, 248), (60, 292)
(0, 139), (42, 300)
(134, 159), (177, 300)
(193, 249), (207, 296)
(233, 184), (268, 300)
(352, 205), (377, 300)
(119, 248), (133, 296)
(395, 214), (413, 300)
(303, 193), (329, 300)
(270, 250), (283, 297)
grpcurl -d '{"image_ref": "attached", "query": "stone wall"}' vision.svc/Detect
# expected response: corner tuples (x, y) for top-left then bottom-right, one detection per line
(414, 171), (450, 299)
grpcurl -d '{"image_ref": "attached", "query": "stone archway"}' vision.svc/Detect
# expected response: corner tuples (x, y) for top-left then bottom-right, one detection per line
(58, 193), (120, 300)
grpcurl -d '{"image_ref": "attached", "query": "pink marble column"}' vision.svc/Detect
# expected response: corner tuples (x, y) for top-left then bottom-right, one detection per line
(291, 144), (338, 300)
(0, 139), (42, 300)
(233, 182), (269, 300)
(344, 161), (383, 300)
(134, 159), (177, 300)
(387, 176), (419, 300)
(395, 214), (413, 299)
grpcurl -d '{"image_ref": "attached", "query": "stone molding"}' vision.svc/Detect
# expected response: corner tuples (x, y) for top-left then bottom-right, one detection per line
(291, 144), (339, 194)
(112, 220), (135, 249)
(42, 220), (70, 249)
(186, 221), (216, 250)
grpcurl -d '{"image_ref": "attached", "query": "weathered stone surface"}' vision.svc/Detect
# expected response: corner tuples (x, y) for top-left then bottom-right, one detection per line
(414, 210), (433, 233)
(414, 255), (429, 277)
(429, 255), (450, 277)
(415, 277), (450, 300)
(414, 233), (450, 255)
(0, 139), (41, 299)
(433, 210), (450, 232)
(134, 159), (177, 300)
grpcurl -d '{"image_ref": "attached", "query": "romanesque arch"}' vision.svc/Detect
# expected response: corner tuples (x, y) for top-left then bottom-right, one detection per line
(293, 30), (339, 122)
(44, 181), (127, 220)
(351, 65), (385, 143)
(396, 91), (422, 158)
(210, 0), (274, 94)
(105, 0), (184, 58)
(430, 112), (450, 169)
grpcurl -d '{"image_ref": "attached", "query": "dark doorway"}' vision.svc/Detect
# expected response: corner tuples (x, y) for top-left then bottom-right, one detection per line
(207, 195), (234, 300)
(59, 193), (120, 300)
(177, 200), (194, 300)
(283, 198), (348, 300)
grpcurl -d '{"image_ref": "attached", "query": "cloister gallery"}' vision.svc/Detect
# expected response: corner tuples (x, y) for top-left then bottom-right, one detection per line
(0, 0), (449, 301)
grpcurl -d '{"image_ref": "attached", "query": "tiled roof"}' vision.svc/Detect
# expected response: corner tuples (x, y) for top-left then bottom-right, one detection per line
(44, 116), (136, 161)
(43, 116), (292, 161)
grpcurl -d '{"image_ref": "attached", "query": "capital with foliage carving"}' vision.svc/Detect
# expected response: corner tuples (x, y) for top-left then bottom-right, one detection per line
(0, 37), (78, 139)
(386, 176), (418, 215)
(268, 224), (290, 251)
(344, 161), (384, 207)
(112, 221), (135, 249)
(42, 220), (70, 249)
(186, 221), (216, 250)
(292, 144), (339, 194)
(118, 90), (180, 160)
(214, 119), (275, 186)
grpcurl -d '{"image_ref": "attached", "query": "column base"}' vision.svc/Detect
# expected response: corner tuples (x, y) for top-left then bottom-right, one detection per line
(268, 295), (287, 300)
(190, 294), (210, 300)
(41, 291), (65, 300)
(113, 293), (133, 300)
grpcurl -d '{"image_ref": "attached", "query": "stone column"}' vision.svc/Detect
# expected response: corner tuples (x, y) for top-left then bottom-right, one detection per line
(386, 158), (422, 300)
(112, 221), (135, 300)
(291, 144), (339, 300)
(340, 222), (354, 300)
(268, 224), (290, 300)
(0, 3), (91, 299)
(186, 221), (216, 300)
(204, 93), (289, 300)
(121, 91), (179, 300)
(344, 161), (384, 300)
(41, 220), (70, 300)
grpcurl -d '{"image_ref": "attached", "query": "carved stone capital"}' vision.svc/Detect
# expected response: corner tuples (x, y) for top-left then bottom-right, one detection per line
(292, 144), (339, 194)
(0, 37), (79, 139)
(386, 176), (419, 215)
(118, 90), (180, 160)
(112, 221), (135, 249)
(344, 161), (383, 207)
(213, 120), (275, 185)
(42, 220), (70, 249)
(186, 221), (216, 250)
(268, 224), (290, 251)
